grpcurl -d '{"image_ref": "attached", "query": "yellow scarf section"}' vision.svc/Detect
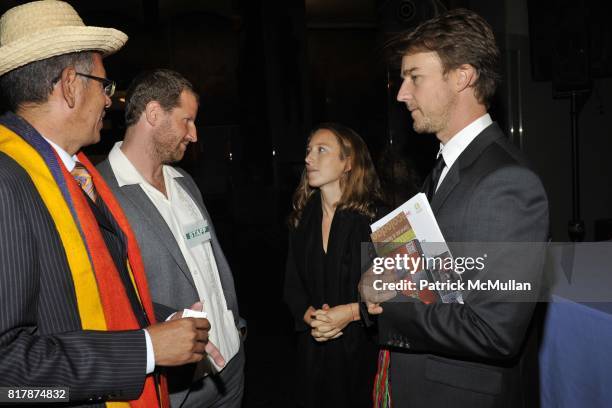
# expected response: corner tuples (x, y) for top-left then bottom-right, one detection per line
(0, 125), (129, 408)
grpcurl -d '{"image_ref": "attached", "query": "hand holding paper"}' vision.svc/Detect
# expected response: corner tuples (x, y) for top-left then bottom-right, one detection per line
(179, 301), (226, 368)
(359, 265), (398, 306)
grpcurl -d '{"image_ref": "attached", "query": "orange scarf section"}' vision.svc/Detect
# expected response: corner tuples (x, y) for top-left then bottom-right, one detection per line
(71, 153), (170, 408)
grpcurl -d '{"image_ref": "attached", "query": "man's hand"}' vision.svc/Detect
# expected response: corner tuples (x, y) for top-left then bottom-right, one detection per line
(147, 317), (211, 366)
(148, 300), (226, 368)
(367, 302), (384, 315)
(169, 301), (204, 320)
(359, 265), (397, 306)
(204, 339), (225, 368)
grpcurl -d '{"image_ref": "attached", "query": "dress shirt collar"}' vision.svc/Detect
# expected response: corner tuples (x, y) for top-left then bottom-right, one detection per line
(42, 136), (78, 171)
(108, 141), (183, 188)
(437, 113), (493, 169)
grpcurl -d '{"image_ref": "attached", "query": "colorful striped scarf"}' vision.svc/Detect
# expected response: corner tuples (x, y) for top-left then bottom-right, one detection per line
(0, 113), (169, 408)
(373, 349), (392, 407)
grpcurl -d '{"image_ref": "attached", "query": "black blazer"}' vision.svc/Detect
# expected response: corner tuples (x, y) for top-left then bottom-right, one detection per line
(375, 123), (549, 407)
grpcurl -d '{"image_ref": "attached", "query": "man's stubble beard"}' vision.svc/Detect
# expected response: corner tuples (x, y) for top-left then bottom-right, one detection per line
(412, 90), (457, 135)
(151, 120), (182, 165)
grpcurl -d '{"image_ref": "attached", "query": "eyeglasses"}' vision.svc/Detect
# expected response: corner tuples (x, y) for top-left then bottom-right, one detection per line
(76, 72), (116, 98)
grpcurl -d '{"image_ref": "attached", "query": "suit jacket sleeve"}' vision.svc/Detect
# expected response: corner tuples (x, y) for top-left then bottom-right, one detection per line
(0, 169), (147, 402)
(153, 302), (178, 322)
(377, 166), (549, 360)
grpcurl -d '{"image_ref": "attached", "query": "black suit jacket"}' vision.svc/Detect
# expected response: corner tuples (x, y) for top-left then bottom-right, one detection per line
(375, 123), (549, 407)
(0, 152), (148, 407)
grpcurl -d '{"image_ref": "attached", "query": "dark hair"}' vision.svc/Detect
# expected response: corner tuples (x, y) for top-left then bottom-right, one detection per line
(288, 123), (384, 228)
(124, 69), (198, 127)
(0, 52), (93, 112)
(391, 8), (500, 106)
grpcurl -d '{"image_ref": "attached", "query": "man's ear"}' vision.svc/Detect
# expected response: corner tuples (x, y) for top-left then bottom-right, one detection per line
(456, 64), (477, 92)
(59, 66), (79, 108)
(144, 101), (163, 127)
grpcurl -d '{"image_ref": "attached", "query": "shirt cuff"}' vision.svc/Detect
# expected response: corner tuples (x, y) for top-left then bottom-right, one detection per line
(143, 329), (155, 374)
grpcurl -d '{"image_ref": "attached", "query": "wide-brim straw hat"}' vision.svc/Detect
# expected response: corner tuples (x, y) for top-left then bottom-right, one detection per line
(0, 0), (127, 76)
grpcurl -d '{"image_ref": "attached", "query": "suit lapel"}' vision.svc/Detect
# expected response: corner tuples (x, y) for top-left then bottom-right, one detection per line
(430, 123), (503, 213)
(86, 193), (117, 235)
(431, 165), (460, 213)
(455, 123), (503, 170)
(120, 183), (197, 291)
(421, 158), (461, 214)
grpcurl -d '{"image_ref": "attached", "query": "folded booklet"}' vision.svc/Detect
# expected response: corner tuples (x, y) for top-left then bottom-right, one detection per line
(369, 193), (463, 304)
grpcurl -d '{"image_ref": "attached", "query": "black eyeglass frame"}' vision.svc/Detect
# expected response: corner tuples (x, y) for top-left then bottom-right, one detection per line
(75, 72), (116, 97)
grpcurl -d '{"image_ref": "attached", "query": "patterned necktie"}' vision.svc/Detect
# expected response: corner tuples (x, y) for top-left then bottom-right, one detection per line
(427, 154), (446, 201)
(71, 161), (97, 202)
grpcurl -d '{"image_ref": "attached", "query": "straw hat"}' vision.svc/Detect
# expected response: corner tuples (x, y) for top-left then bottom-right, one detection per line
(0, 0), (127, 76)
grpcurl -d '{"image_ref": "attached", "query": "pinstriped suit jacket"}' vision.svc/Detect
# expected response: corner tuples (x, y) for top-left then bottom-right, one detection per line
(0, 152), (148, 407)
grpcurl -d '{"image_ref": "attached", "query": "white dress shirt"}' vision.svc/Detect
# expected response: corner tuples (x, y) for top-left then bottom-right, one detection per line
(435, 113), (493, 192)
(108, 142), (240, 371)
(42, 137), (156, 375)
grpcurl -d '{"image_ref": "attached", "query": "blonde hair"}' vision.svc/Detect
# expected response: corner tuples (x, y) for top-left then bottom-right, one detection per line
(289, 123), (383, 228)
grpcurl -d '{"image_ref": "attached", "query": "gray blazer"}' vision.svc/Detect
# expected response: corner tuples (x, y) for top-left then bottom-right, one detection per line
(97, 159), (244, 330)
(375, 123), (549, 408)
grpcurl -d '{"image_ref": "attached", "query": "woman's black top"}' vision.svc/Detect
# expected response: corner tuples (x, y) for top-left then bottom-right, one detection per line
(284, 192), (380, 408)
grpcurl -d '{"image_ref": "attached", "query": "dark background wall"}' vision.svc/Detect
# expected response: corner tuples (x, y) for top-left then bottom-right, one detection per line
(1, 0), (610, 406)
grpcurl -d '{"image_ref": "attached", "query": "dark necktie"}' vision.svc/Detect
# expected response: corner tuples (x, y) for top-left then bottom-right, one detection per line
(71, 161), (97, 202)
(427, 154), (446, 202)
